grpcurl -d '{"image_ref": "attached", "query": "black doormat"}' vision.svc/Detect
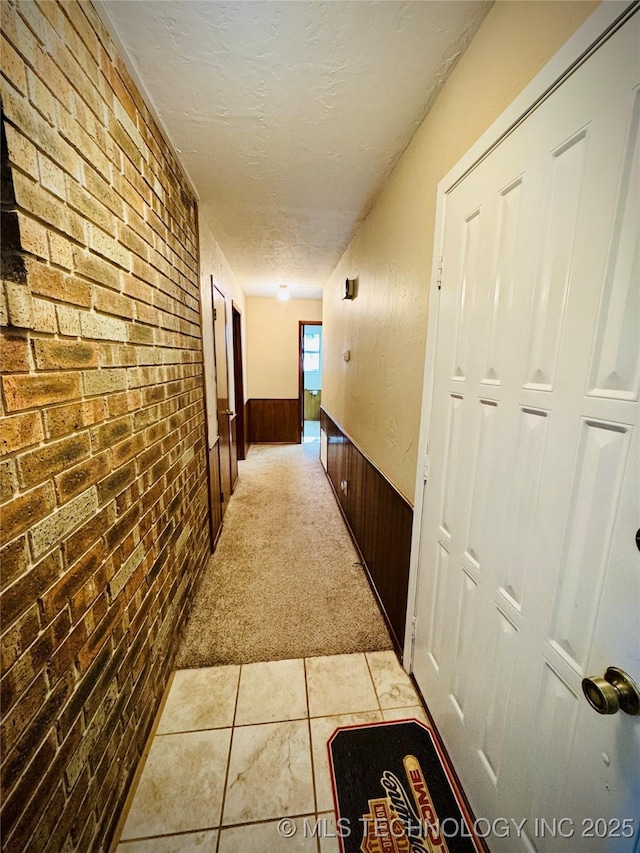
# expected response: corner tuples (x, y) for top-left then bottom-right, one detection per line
(328, 719), (482, 853)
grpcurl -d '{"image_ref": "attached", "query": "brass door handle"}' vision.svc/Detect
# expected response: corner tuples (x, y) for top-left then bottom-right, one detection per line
(582, 667), (640, 716)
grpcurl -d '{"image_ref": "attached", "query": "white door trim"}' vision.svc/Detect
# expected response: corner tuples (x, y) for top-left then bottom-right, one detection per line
(403, 0), (638, 667)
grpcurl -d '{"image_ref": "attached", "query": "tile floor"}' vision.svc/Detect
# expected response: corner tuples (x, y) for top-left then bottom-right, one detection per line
(116, 651), (427, 852)
(303, 420), (320, 442)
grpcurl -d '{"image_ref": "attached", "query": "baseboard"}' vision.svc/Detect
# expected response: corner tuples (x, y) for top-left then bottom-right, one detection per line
(320, 409), (413, 651)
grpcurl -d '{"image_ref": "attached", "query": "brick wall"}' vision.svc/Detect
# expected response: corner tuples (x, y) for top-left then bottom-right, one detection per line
(0, 2), (210, 849)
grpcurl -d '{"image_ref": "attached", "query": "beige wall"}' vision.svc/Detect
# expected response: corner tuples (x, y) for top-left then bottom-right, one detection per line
(322, 0), (599, 503)
(199, 215), (247, 444)
(247, 298), (323, 399)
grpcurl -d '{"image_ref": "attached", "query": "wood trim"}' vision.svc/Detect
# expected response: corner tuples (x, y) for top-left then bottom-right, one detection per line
(212, 282), (232, 515)
(320, 407), (413, 508)
(194, 203), (213, 554)
(320, 409), (413, 652)
(232, 303), (246, 461)
(229, 414), (238, 491)
(299, 321), (322, 442)
(244, 401), (250, 457)
(247, 399), (300, 444)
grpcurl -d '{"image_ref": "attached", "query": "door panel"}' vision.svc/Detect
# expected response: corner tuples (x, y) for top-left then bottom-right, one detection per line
(413, 14), (639, 851)
(208, 439), (223, 546)
(213, 284), (232, 514)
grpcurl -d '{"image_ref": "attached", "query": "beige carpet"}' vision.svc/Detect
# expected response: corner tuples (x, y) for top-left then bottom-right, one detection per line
(176, 442), (393, 666)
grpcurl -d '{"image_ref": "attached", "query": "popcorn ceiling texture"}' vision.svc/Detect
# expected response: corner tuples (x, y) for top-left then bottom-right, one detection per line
(103, 0), (493, 298)
(0, 2), (209, 850)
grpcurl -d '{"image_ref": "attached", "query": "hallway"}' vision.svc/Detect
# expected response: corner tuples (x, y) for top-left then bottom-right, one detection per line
(116, 445), (420, 850)
(2, 2), (634, 851)
(176, 443), (391, 667)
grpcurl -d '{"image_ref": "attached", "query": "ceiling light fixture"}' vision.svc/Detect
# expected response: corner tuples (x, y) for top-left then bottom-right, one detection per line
(277, 285), (291, 302)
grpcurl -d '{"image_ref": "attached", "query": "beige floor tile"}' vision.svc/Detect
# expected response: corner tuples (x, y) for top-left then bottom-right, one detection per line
(222, 720), (315, 825)
(156, 666), (240, 734)
(117, 830), (218, 852)
(381, 705), (428, 724)
(310, 711), (382, 812)
(120, 729), (231, 839)
(306, 654), (378, 717)
(235, 658), (307, 725)
(318, 812), (344, 853)
(219, 817), (318, 852)
(365, 651), (419, 709)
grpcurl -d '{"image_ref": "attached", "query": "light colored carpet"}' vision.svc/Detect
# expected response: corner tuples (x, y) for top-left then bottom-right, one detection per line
(176, 442), (393, 666)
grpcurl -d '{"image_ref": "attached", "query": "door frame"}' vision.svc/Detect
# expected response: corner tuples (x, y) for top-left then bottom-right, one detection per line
(403, 0), (637, 666)
(299, 320), (323, 440)
(231, 302), (247, 461)
(212, 281), (233, 514)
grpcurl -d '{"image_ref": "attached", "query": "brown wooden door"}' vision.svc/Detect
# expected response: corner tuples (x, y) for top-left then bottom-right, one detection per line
(232, 305), (247, 461)
(212, 284), (232, 514)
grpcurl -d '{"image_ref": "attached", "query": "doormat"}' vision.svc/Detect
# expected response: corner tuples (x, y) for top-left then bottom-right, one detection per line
(328, 719), (482, 853)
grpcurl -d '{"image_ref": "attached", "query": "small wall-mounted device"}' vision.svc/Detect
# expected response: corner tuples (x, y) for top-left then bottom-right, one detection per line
(342, 349), (351, 362)
(342, 278), (357, 300)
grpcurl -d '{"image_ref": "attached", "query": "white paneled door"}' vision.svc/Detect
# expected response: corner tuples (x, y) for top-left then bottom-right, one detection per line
(412, 10), (639, 853)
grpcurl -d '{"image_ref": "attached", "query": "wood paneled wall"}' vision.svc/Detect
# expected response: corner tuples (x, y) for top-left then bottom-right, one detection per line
(320, 409), (413, 651)
(304, 389), (322, 421)
(247, 399), (300, 443)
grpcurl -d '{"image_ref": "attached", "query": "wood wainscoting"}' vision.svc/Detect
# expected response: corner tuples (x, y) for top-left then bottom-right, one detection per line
(320, 409), (413, 651)
(247, 399), (301, 443)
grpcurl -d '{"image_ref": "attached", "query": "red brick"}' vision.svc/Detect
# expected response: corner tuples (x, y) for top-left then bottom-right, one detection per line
(17, 433), (90, 489)
(0, 604), (40, 673)
(93, 286), (134, 320)
(0, 412), (44, 455)
(89, 416), (131, 452)
(112, 434), (143, 466)
(55, 450), (111, 503)
(0, 537), (30, 590)
(1, 607), (70, 713)
(44, 398), (107, 439)
(33, 340), (99, 370)
(0, 32), (28, 94)
(0, 334), (30, 372)
(0, 482), (55, 547)
(63, 504), (112, 565)
(28, 262), (92, 307)
(0, 549), (61, 631)
(77, 597), (122, 673)
(40, 539), (106, 624)
(97, 461), (135, 504)
(2, 373), (82, 411)
(0, 459), (17, 503)
(0, 0), (206, 845)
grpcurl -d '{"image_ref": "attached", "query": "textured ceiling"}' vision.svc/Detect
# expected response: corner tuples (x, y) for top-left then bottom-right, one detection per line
(99, 1), (491, 298)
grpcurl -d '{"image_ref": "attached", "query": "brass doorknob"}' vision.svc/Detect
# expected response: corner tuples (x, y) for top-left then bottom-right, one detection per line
(582, 667), (640, 716)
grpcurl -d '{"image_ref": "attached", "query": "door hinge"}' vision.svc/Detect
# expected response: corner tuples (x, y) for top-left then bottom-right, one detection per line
(213, 308), (217, 321)
(436, 256), (443, 291)
(220, 491), (224, 504)
(422, 454), (430, 481)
